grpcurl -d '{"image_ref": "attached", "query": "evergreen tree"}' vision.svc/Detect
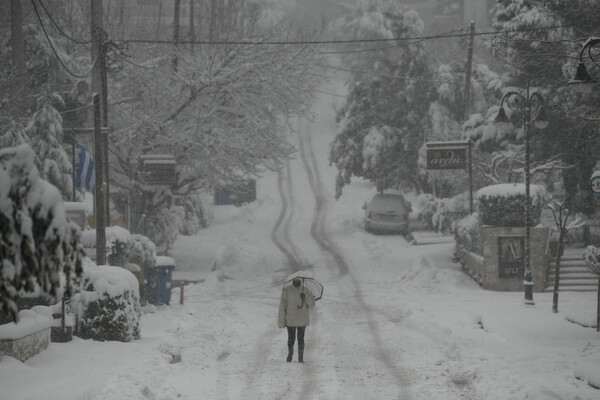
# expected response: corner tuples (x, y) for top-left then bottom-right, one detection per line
(0, 144), (84, 322)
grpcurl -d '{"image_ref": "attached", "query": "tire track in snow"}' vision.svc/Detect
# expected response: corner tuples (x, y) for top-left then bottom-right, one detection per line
(297, 117), (413, 400)
(270, 164), (303, 272)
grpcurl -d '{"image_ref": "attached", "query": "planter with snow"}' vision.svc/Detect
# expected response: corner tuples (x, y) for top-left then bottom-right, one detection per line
(0, 306), (53, 362)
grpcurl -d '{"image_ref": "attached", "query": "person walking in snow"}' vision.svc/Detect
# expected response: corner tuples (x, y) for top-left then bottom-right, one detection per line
(278, 278), (315, 363)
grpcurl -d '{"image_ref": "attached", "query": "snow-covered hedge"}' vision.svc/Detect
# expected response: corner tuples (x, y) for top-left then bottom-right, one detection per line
(477, 184), (547, 227)
(72, 262), (140, 342)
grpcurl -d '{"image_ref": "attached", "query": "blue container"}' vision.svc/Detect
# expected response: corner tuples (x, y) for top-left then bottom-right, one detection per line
(146, 256), (176, 305)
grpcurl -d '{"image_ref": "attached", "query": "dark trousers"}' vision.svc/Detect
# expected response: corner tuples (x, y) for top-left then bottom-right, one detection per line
(286, 326), (305, 348)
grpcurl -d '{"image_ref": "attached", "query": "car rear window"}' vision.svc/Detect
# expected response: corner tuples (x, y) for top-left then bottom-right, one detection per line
(370, 196), (406, 213)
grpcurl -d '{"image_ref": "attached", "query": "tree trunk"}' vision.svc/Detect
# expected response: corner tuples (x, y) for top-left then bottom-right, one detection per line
(597, 277), (600, 332)
(552, 229), (565, 313)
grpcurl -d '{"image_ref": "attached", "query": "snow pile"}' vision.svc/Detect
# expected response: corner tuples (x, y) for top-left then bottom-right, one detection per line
(575, 361), (600, 389)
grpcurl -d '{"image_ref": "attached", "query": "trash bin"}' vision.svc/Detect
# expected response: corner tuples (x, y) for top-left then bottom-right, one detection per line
(146, 256), (176, 305)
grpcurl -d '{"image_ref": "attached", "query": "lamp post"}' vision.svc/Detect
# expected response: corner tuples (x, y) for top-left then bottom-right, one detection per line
(494, 81), (549, 305)
(568, 37), (600, 93)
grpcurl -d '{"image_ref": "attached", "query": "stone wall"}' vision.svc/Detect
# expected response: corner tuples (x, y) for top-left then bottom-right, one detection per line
(457, 226), (550, 292)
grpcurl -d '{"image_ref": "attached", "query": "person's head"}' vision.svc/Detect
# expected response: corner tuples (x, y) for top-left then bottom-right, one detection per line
(293, 278), (301, 288)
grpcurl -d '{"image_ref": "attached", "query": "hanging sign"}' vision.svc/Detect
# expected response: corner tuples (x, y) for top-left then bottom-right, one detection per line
(426, 141), (470, 170)
(140, 154), (176, 186)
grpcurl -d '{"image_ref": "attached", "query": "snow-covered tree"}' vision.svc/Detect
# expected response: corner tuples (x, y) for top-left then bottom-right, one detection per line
(0, 144), (84, 322)
(489, 0), (600, 213)
(25, 95), (74, 200)
(329, 2), (434, 198)
(104, 1), (325, 248)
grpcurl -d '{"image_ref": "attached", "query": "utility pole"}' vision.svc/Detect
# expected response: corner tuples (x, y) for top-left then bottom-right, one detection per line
(189, 0), (195, 55)
(91, 0), (106, 264)
(10, 0), (25, 117)
(464, 20), (475, 121)
(464, 21), (476, 214)
(172, 0), (180, 71)
(156, 0), (163, 41)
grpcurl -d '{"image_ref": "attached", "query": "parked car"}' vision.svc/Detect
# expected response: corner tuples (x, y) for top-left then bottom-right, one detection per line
(363, 193), (411, 235)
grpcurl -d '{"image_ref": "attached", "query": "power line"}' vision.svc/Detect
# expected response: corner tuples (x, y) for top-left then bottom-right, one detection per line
(30, 0), (97, 79)
(36, 0), (91, 45)
(120, 25), (568, 46)
(320, 63), (442, 83)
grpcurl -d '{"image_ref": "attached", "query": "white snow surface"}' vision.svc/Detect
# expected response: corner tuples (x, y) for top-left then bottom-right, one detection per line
(476, 183), (546, 199)
(1, 78), (600, 400)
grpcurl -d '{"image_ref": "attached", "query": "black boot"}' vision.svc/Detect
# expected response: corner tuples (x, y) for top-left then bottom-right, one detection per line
(286, 346), (293, 362)
(298, 344), (304, 363)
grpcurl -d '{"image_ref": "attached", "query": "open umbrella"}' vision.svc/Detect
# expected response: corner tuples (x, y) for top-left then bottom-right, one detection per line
(283, 270), (324, 303)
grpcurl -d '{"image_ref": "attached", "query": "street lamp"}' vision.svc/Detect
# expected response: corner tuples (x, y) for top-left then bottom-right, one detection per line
(568, 37), (600, 93)
(494, 82), (549, 305)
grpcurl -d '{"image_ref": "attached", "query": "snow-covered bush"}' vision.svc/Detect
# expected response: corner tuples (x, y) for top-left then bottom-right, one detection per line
(146, 207), (182, 254)
(582, 245), (600, 276)
(106, 226), (132, 267)
(417, 192), (472, 234)
(129, 234), (156, 269)
(416, 193), (438, 230)
(477, 184), (547, 227)
(455, 212), (482, 255)
(72, 262), (140, 342)
(80, 227), (155, 267)
(173, 205), (201, 236)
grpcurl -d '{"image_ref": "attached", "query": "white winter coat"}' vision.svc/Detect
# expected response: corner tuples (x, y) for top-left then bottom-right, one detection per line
(278, 284), (315, 328)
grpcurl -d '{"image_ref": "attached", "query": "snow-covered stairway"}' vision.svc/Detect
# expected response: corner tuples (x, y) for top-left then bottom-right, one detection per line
(545, 252), (599, 292)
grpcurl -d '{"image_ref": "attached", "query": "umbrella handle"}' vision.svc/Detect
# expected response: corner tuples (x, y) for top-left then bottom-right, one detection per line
(298, 284), (305, 308)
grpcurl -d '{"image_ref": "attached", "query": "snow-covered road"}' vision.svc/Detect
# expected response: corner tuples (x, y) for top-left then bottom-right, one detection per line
(2, 74), (599, 400)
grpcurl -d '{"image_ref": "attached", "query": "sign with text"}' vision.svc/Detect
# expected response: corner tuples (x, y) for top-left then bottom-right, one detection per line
(140, 154), (176, 186)
(426, 146), (467, 170)
(497, 235), (524, 279)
